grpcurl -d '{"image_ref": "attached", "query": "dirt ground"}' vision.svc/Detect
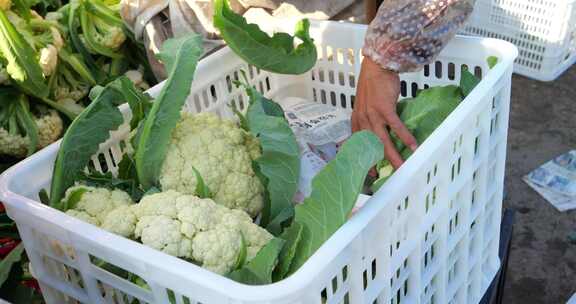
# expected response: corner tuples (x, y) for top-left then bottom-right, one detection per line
(336, 1), (576, 303)
(502, 69), (576, 304)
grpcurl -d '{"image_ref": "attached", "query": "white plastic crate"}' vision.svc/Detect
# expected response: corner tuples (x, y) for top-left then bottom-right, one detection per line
(461, 0), (576, 81)
(0, 21), (517, 304)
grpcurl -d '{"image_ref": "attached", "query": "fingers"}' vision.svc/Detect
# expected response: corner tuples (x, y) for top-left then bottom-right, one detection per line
(384, 112), (418, 151)
(367, 111), (405, 169)
(353, 57), (409, 170)
(351, 110), (361, 132)
(352, 77), (367, 133)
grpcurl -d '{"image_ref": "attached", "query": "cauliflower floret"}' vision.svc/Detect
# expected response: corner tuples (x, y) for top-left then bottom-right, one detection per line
(100, 27), (126, 49)
(66, 210), (100, 226)
(220, 209), (274, 259)
(191, 227), (243, 274)
(0, 109), (63, 157)
(159, 113), (264, 217)
(39, 44), (58, 76)
(132, 190), (273, 274)
(101, 206), (137, 237)
(63, 185), (134, 224)
(135, 215), (193, 258)
(54, 85), (89, 102)
(124, 69), (149, 90)
(37, 110), (64, 148)
(0, 129), (28, 158)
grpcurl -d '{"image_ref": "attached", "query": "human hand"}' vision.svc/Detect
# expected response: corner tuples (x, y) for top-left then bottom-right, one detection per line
(352, 57), (418, 169)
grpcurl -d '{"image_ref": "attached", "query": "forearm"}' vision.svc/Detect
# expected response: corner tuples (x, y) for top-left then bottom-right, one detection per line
(363, 0), (475, 73)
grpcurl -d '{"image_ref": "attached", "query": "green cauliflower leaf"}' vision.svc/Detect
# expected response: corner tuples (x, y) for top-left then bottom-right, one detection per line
(213, 0), (317, 75)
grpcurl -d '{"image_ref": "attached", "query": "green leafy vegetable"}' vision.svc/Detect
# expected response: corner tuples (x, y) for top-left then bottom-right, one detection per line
(287, 131), (383, 273)
(88, 85), (105, 101)
(65, 0), (149, 85)
(460, 67), (480, 97)
(0, 8), (78, 120)
(47, 48), (98, 110)
(13, 96), (39, 157)
(78, 0), (123, 59)
(373, 85), (463, 191)
(213, 0), (317, 75)
(0, 10), (49, 99)
(0, 89), (39, 156)
(11, 0), (34, 20)
(135, 34), (203, 190)
(49, 80), (125, 207)
(0, 244), (24, 287)
(227, 238), (285, 285)
(77, 155), (144, 202)
(274, 222), (303, 281)
(68, 0), (101, 76)
(241, 83), (300, 235)
(373, 69), (483, 191)
(108, 76), (152, 129)
(117, 153), (138, 180)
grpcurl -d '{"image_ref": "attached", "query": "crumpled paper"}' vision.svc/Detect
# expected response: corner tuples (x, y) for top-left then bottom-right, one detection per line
(524, 150), (576, 212)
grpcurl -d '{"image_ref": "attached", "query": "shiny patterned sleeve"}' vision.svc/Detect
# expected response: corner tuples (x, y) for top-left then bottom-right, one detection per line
(363, 0), (475, 73)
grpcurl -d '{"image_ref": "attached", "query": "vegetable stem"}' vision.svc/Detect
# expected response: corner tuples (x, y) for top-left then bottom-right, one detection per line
(84, 0), (123, 27)
(39, 97), (77, 120)
(59, 48), (97, 85)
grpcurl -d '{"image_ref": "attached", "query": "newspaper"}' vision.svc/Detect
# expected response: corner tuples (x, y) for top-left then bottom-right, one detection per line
(280, 97), (351, 202)
(567, 293), (576, 304)
(523, 150), (576, 212)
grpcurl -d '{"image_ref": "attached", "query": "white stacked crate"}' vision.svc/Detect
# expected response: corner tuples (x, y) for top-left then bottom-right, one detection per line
(462, 0), (576, 81)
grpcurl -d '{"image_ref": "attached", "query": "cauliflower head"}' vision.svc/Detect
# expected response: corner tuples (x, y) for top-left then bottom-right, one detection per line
(64, 185), (134, 226)
(0, 109), (63, 157)
(132, 190), (273, 274)
(159, 113), (264, 217)
(39, 44), (58, 76)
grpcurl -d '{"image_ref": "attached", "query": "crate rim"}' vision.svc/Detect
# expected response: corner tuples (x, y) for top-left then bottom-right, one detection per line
(0, 23), (518, 302)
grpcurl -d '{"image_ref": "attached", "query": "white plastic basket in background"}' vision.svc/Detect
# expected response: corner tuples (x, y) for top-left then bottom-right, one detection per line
(461, 0), (576, 81)
(0, 21), (517, 304)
